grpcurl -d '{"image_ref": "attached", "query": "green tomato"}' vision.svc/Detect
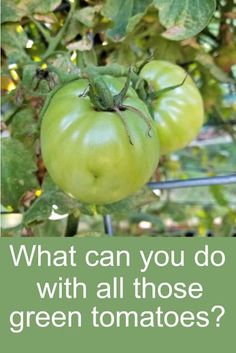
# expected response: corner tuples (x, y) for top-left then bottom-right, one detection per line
(140, 60), (204, 155)
(40, 76), (160, 205)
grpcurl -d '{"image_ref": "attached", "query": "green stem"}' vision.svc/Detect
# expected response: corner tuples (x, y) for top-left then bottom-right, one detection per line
(38, 62), (148, 123)
(29, 15), (51, 43)
(149, 74), (188, 100)
(122, 104), (152, 137)
(113, 68), (132, 106)
(85, 68), (114, 110)
(114, 107), (133, 145)
(42, 0), (77, 60)
(65, 213), (80, 237)
(88, 64), (127, 77)
(82, 65), (141, 90)
(39, 83), (66, 122)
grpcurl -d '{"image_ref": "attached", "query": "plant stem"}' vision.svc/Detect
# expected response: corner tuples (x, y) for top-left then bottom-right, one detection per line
(65, 213), (80, 237)
(29, 15), (51, 43)
(42, 0), (77, 60)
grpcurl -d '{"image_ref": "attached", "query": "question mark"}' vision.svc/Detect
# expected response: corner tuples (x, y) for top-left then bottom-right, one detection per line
(211, 305), (225, 327)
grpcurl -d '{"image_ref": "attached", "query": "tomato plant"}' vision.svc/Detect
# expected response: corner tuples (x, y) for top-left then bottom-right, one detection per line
(40, 76), (160, 205)
(2, 0), (235, 237)
(140, 60), (205, 155)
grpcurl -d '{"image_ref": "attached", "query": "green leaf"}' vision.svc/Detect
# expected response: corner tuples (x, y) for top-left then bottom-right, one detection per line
(74, 5), (102, 28)
(209, 185), (228, 207)
(52, 56), (80, 76)
(1, 100), (19, 123)
(1, 24), (29, 63)
(97, 186), (158, 216)
(103, 0), (153, 42)
(31, 219), (67, 237)
(22, 64), (38, 88)
(77, 50), (98, 67)
(215, 210), (236, 237)
(64, 18), (83, 43)
(1, 138), (39, 209)
(22, 63), (53, 93)
(11, 108), (38, 150)
(196, 52), (231, 83)
(23, 175), (81, 225)
(153, 0), (216, 41)
(153, 36), (183, 62)
(1, 0), (61, 23)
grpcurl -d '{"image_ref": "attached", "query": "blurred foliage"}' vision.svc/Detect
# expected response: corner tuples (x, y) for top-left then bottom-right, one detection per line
(1, 0), (236, 237)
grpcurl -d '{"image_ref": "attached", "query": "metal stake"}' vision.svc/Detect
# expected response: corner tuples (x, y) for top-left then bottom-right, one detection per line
(148, 174), (236, 190)
(103, 214), (113, 236)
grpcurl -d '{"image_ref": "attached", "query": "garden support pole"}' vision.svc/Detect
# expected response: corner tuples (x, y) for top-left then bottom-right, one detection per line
(103, 174), (236, 234)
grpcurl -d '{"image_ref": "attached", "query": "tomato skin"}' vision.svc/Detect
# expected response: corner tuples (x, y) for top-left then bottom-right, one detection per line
(40, 76), (160, 205)
(140, 60), (204, 155)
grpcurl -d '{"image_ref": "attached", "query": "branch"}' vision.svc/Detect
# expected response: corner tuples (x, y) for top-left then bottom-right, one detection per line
(42, 0), (77, 60)
(28, 15), (51, 43)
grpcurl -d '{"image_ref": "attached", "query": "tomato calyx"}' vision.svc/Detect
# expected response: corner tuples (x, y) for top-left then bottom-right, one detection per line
(82, 67), (132, 112)
(80, 68), (153, 145)
(148, 73), (188, 101)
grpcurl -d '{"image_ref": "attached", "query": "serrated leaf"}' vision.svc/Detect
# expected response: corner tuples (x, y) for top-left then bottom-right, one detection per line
(23, 175), (81, 225)
(153, 0), (216, 41)
(1, 0), (61, 23)
(103, 0), (153, 42)
(1, 138), (39, 209)
(1, 23), (30, 63)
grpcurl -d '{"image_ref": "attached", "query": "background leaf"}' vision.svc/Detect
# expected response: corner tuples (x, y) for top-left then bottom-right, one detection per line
(1, 0), (61, 23)
(153, 0), (216, 40)
(102, 0), (153, 41)
(10, 108), (38, 151)
(23, 176), (81, 225)
(1, 24), (30, 63)
(1, 138), (39, 209)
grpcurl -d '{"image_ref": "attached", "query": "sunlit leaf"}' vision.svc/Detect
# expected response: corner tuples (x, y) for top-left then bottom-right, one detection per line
(153, 0), (216, 40)
(1, 0), (61, 23)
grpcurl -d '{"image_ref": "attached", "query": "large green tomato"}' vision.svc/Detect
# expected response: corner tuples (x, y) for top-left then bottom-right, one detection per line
(140, 60), (204, 155)
(40, 76), (160, 205)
